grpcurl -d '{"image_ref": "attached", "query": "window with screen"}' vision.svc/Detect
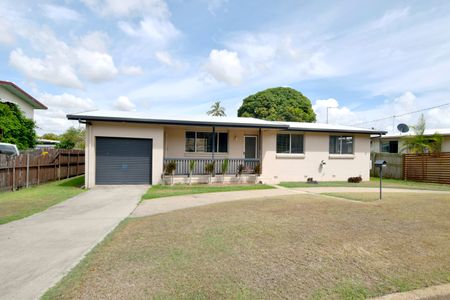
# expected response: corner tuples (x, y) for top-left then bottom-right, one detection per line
(276, 134), (304, 154)
(185, 131), (228, 153)
(329, 136), (353, 154)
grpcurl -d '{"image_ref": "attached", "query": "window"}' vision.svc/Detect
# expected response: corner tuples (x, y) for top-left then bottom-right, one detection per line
(185, 131), (228, 153)
(329, 136), (353, 154)
(381, 141), (398, 153)
(276, 134), (304, 154)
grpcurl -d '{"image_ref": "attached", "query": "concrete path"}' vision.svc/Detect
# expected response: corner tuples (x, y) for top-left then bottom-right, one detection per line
(370, 282), (450, 299)
(132, 186), (450, 218)
(0, 185), (147, 300)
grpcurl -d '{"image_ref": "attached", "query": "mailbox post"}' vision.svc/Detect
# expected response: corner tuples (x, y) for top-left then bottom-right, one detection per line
(375, 160), (387, 199)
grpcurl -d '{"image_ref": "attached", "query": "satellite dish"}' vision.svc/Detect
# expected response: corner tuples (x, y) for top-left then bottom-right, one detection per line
(397, 123), (409, 133)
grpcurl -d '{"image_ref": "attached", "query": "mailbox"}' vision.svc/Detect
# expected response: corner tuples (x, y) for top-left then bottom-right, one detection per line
(375, 160), (387, 168)
(375, 160), (387, 200)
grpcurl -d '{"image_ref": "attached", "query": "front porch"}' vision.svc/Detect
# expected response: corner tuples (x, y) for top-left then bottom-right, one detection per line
(162, 158), (261, 185)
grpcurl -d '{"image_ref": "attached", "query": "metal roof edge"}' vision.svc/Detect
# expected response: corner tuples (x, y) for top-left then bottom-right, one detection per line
(67, 114), (290, 129)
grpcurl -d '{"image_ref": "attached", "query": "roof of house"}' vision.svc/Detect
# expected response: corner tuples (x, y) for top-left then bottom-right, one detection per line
(372, 128), (450, 139)
(0, 81), (47, 109)
(68, 110), (387, 134)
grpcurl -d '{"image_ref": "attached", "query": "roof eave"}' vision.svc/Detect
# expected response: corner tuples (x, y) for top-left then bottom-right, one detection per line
(287, 128), (387, 135)
(0, 81), (47, 110)
(66, 115), (290, 129)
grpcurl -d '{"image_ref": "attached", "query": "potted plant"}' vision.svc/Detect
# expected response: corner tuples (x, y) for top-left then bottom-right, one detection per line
(164, 161), (176, 185)
(188, 160), (196, 185)
(236, 164), (244, 183)
(204, 161), (215, 184)
(217, 159), (229, 184)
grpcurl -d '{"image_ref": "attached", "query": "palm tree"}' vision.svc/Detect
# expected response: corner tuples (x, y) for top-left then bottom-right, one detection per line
(207, 101), (226, 116)
(401, 114), (442, 154)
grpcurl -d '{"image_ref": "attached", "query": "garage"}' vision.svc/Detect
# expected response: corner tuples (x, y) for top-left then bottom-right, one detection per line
(95, 137), (152, 185)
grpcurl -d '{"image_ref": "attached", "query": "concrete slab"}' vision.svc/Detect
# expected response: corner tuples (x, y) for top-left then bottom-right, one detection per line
(0, 185), (147, 300)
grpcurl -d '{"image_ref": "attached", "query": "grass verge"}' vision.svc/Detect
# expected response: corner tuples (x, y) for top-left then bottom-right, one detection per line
(142, 183), (274, 200)
(43, 192), (450, 299)
(0, 176), (85, 224)
(280, 177), (450, 191)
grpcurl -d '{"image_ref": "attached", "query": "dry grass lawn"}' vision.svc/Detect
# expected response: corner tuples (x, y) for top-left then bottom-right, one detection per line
(43, 192), (450, 300)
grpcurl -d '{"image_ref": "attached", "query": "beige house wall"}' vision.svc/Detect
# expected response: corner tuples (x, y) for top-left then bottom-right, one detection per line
(85, 122), (164, 188)
(261, 131), (371, 183)
(85, 122), (373, 186)
(0, 86), (34, 119)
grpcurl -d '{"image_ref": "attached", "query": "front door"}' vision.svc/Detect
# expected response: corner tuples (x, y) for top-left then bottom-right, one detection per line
(244, 136), (257, 159)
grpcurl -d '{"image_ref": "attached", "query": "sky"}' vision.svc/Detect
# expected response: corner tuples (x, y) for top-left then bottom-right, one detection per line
(1, 0), (450, 134)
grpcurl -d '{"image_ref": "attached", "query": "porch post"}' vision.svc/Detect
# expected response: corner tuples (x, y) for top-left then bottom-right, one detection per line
(258, 128), (262, 174)
(212, 126), (216, 176)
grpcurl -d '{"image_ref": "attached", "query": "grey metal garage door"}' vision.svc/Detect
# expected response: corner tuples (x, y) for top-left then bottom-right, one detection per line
(96, 137), (152, 185)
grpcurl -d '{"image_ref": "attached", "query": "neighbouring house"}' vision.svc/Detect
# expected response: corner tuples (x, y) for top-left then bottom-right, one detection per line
(36, 138), (60, 149)
(370, 129), (450, 154)
(68, 111), (386, 187)
(0, 81), (47, 119)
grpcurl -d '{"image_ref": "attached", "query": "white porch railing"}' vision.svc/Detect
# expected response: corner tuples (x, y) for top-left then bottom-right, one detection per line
(163, 158), (260, 175)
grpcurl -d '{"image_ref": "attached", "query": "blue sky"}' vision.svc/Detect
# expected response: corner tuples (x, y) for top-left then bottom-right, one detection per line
(1, 0), (450, 134)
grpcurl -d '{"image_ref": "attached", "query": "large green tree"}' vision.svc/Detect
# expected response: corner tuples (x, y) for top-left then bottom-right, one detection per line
(237, 87), (316, 122)
(56, 127), (85, 149)
(0, 102), (37, 149)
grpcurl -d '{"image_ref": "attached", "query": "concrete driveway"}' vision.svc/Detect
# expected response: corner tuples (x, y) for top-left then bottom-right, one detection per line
(0, 185), (147, 300)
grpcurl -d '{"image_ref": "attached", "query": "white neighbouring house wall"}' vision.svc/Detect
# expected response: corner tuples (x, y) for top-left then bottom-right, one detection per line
(0, 86), (35, 119)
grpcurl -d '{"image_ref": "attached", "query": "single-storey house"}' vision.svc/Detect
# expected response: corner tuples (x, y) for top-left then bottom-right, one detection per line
(68, 111), (386, 187)
(0, 81), (47, 119)
(371, 129), (450, 153)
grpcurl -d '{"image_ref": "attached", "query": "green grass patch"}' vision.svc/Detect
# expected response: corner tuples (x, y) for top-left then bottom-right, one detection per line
(280, 177), (450, 191)
(142, 183), (274, 200)
(0, 176), (85, 224)
(41, 193), (450, 299)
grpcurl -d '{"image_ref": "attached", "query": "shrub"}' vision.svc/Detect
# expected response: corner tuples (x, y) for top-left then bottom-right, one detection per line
(205, 162), (215, 175)
(221, 159), (229, 175)
(254, 163), (261, 174)
(348, 176), (362, 183)
(237, 164), (244, 176)
(164, 161), (176, 175)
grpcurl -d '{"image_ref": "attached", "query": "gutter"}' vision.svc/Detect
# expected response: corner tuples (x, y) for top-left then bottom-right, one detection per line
(67, 115), (289, 129)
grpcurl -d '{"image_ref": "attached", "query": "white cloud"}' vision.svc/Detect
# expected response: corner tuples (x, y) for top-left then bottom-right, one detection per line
(40, 4), (82, 22)
(207, 0), (228, 15)
(35, 93), (96, 134)
(369, 7), (410, 30)
(114, 96), (136, 111)
(205, 49), (245, 85)
(81, 0), (169, 18)
(155, 51), (182, 68)
(0, 19), (15, 45)
(9, 28), (118, 88)
(312, 92), (450, 133)
(313, 98), (356, 124)
(78, 31), (109, 52)
(9, 48), (83, 89)
(118, 17), (180, 45)
(121, 65), (144, 76)
(75, 48), (118, 82)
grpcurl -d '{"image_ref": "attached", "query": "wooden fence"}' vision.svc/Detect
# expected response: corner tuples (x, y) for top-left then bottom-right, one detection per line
(0, 149), (85, 192)
(370, 152), (403, 179)
(403, 152), (450, 184)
